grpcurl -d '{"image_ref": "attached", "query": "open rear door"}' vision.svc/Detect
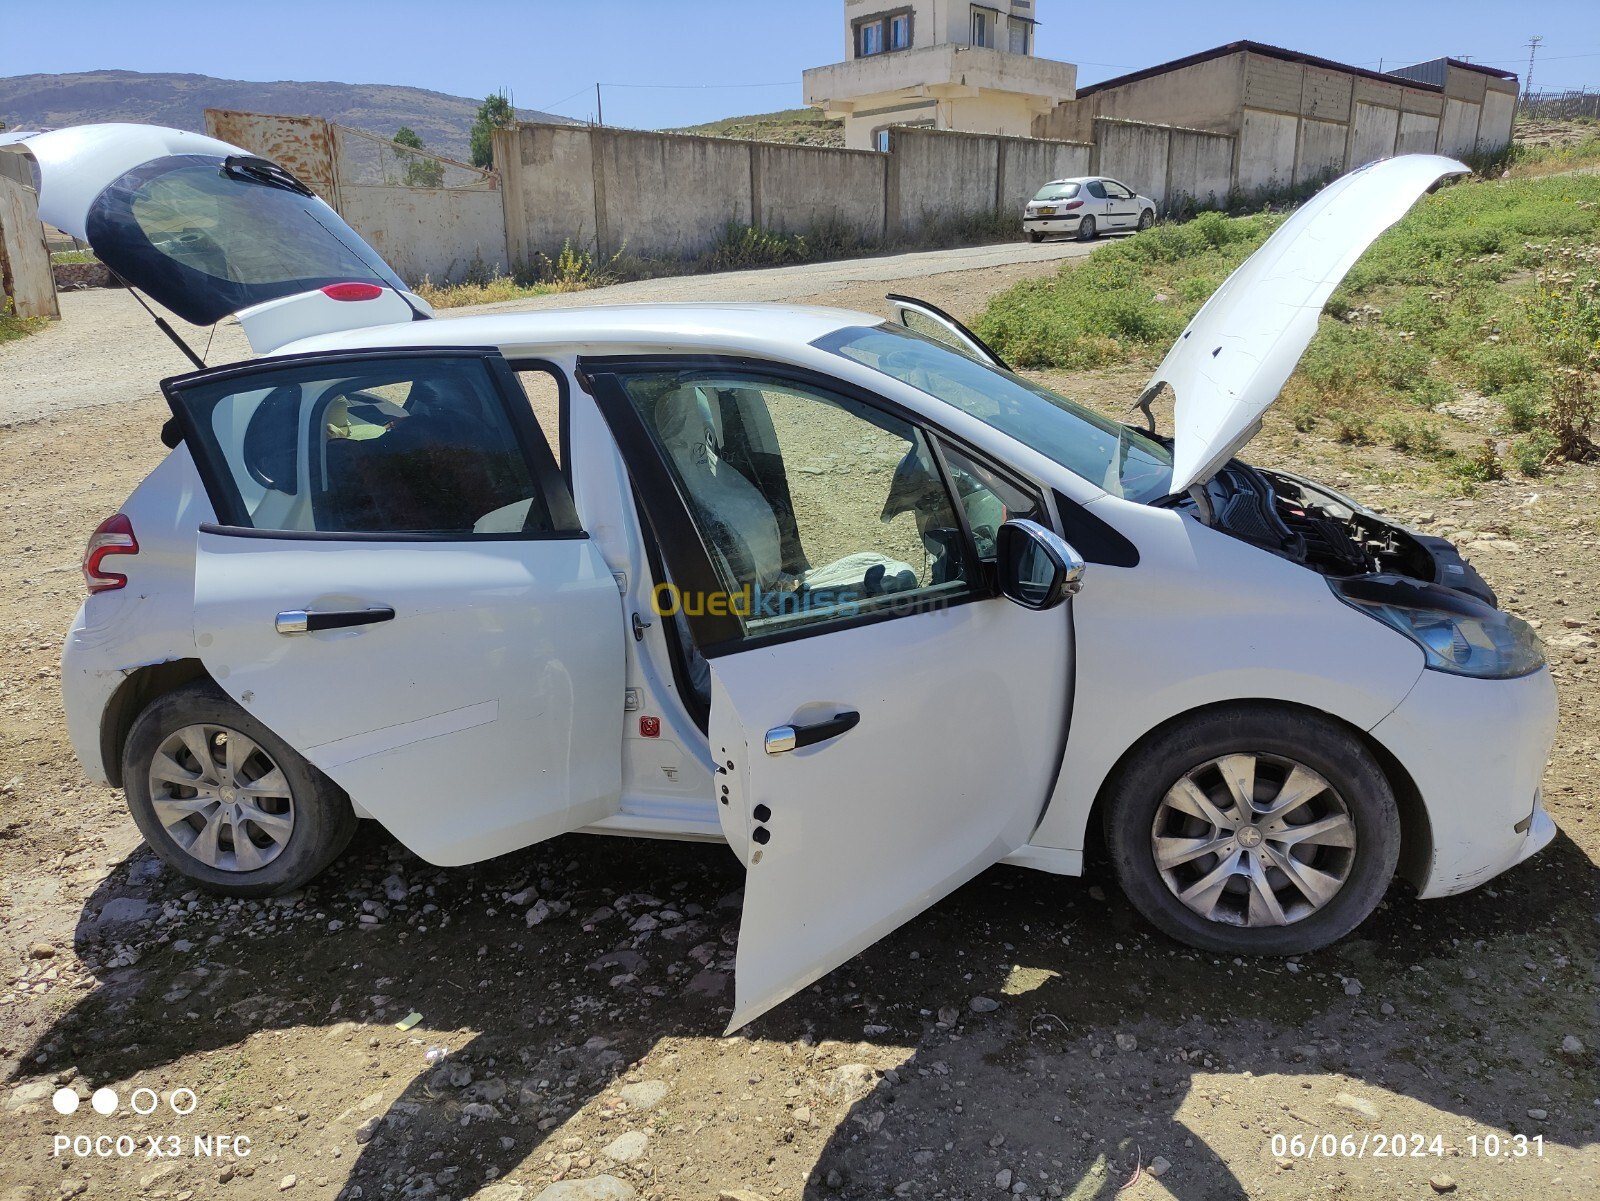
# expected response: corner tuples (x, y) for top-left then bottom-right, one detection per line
(168, 349), (625, 866)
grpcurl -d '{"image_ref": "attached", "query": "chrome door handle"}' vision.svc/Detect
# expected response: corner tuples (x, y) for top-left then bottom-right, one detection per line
(275, 607), (396, 635)
(764, 710), (861, 754)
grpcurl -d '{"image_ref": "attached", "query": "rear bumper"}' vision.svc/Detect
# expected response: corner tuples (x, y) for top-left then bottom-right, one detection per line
(1369, 666), (1559, 898)
(1023, 215), (1084, 233)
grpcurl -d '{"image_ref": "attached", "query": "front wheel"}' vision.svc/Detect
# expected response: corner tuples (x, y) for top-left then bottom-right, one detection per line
(1137, 208), (1155, 231)
(123, 680), (359, 896)
(1076, 215), (1097, 242)
(1104, 704), (1399, 955)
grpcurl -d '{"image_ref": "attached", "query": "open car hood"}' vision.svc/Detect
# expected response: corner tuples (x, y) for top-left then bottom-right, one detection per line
(0, 123), (423, 352)
(1145, 154), (1468, 494)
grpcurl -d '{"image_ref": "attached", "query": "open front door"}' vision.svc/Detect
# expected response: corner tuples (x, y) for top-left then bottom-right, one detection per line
(585, 358), (1073, 1029)
(170, 349), (625, 866)
(886, 294), (1011, 371)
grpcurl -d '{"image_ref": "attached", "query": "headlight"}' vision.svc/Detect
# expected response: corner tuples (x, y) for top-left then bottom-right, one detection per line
(1329, 575), (1546, 679)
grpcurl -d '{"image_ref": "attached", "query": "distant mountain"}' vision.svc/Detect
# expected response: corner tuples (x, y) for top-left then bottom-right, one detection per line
(667, 108), (843, 147)
(0, 71), (577, 163)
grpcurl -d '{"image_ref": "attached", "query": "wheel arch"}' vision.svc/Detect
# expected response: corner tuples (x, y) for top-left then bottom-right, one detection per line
(100, 658), (210, 788)
(1083, 696), (1432, 885)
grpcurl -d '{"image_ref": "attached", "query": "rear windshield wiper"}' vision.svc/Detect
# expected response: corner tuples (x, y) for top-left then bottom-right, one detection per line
(222, 155), (315, 198)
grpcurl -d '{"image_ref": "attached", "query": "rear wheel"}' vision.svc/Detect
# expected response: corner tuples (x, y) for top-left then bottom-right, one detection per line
(1076, 215), (1097, 242)
(1104, 704), (1399, 955)
(1026, 230), (1044, 243)
(123, 680), (358, 896)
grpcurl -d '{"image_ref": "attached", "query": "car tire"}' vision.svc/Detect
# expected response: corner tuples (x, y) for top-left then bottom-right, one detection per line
(1103, 703), (1399, 956)
(1026, 230), (1044, 243)
(1137, 208), (1155, 231)
(1076, 215), (1097, 242)
(123, 680), (359, 897)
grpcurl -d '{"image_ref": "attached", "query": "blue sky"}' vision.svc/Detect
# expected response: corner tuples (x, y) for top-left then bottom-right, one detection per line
(4, 1), (1597, 130)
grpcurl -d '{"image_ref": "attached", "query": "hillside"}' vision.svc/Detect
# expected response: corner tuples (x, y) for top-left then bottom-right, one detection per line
(0, 71), (576, 162)
(666, 107), (842, 147)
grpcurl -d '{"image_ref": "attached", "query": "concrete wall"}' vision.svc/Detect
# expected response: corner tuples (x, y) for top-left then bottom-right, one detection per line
(1396, 110), (1442, 155)
(1237, 108), (1299, 192)
(887, 125), (998, 230)
(1350, 101), (1401, 168)
(1296, 118), (1348, 184)
(1167, 127), (1234, 208)
(998, 132), (1094, 214)
(1094, 119), (1172, 205)
(754, 141), (886, 238)
(340, 185), (508, 284)
(0, 171), (59, 320)
(594, 128), (752, 259)
(1438, 97), (1481, 156)
(1477, 86), (1517, 151)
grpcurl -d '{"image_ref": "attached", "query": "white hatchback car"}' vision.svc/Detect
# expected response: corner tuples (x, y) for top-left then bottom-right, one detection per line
(13, 125), (1557, 1030)
(1023, 176), (1157, 241)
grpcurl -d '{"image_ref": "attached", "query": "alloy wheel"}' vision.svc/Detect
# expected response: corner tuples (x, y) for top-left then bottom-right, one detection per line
(147, 724), (296, 872)
(1151, 752), (1357, 927)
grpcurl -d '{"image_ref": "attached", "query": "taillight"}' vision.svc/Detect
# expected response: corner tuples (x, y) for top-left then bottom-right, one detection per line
(83, 513), (138, 594)
(1063, 200), (1084, 210)
(321, 282), (386, 302)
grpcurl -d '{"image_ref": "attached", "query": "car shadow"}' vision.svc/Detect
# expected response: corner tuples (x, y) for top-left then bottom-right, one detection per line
(6, 823), (1597, 1199)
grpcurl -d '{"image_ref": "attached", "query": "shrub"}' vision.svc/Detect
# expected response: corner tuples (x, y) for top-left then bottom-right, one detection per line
(1451, 440), (1505, 482)
(1499, 381), (1545, 432)
(1468, 343), (1540, 393)
(1542, 368), (1598, 462)
(1382, 415), (1445, 457)
(1511, 431), (1556, 476)
(1330, 410), (1373, 444)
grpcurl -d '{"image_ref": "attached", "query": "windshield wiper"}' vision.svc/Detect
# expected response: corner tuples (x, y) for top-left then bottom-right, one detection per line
(221, 155), (315, 198)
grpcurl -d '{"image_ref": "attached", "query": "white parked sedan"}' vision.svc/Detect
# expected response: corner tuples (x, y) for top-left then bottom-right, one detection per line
(11, 125), (1557, 1031)
(1023, 176), (1157, 242)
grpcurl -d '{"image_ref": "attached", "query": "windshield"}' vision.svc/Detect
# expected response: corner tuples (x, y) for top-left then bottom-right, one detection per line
(84, 153), (409, 326)
(1033, 182), (1081, 202)
(818, 323), (1174, 503)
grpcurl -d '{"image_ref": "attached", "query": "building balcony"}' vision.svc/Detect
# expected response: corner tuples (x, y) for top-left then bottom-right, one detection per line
(804, 44), (1077, 113)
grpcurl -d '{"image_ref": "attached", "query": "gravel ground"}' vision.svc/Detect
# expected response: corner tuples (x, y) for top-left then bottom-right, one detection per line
(1, 246), (1597, 1201)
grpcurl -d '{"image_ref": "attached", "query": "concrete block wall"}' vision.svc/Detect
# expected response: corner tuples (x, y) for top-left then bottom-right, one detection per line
(1092, 119), (1235, 212)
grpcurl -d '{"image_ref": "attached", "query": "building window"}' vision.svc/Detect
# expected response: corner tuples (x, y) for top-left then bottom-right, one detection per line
(1008, 21), (1029, 54)
(875, 129), (892, 153)
(971, 8), (990, 48)
(856, 10), (912, 57)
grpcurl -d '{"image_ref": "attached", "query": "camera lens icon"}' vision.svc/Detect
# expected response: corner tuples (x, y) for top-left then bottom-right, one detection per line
(91, 1088), (119, 1115)
(51, 1088), (80, 1115)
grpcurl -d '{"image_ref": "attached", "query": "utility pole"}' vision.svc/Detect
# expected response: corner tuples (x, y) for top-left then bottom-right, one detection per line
(596, 83), (604, 126)
(1524, 35), (1542, 101)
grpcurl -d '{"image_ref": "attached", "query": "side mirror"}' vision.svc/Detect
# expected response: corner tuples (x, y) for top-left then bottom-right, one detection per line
(995, 520), (1086, 611)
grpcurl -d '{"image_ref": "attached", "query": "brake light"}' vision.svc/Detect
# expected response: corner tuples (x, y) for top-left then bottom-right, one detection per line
(1063, 200), (1084, 210)
(83, 513), (138, 594)
(321, 282), (385, 302)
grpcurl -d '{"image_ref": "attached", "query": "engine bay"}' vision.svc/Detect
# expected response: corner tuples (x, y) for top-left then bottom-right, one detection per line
(1180, 459), (1500, 608)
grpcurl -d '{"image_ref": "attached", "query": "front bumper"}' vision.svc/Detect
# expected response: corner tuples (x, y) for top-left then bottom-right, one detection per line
(1369, 665), (1559, 898)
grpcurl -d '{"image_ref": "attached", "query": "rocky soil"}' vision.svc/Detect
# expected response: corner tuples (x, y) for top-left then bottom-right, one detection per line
(2, 256), (1597, 1201)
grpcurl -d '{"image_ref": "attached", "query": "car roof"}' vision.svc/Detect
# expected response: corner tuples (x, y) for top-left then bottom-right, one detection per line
(1041, 177), (1109, 186)
(277, 302), (880, 360)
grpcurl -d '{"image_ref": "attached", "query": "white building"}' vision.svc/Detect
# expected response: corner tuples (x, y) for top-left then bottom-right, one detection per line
(803, 1), (1077, 151)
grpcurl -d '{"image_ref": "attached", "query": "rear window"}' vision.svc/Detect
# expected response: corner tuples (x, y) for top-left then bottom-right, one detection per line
(85, 154), (409, 326)
(1033, 182), (1080, 202)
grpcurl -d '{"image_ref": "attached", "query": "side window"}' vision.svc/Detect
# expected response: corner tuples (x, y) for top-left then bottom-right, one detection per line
(511, 362), (566, 473)
(1086, 180), (1108, 199)
(1105, 181), (1133, 199)
(616, 371), (975, 638)
(172, 354), (574, 537)
(939, 443), (1043, 561)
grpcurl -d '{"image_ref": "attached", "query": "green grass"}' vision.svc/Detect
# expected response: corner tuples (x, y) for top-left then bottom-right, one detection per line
(972, 210), (1281, 368)
(0, 298), (47, 343)
(974, 172), (1600, 476)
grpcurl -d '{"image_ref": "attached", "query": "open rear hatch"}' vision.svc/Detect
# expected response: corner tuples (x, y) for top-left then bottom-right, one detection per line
(0, 123), (428, 352)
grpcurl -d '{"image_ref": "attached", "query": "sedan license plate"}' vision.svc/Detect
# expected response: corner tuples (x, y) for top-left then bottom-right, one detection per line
(1039, 206), (1055, 216)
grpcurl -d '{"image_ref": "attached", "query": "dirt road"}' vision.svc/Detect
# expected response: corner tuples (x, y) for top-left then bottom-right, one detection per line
(1, 246), (1597, 1201)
